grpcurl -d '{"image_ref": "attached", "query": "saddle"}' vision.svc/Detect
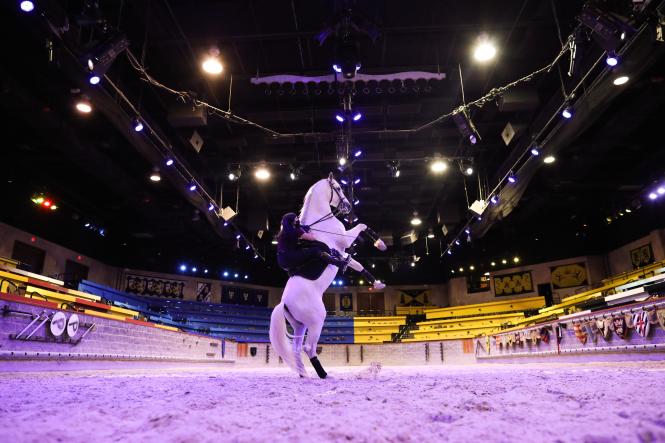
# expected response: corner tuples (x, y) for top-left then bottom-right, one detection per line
(288, 240), (332, 281)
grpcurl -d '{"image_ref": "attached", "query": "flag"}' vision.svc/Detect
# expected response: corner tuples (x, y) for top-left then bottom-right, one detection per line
(633, 311), (650, 338)
(612, 316), (628, 339)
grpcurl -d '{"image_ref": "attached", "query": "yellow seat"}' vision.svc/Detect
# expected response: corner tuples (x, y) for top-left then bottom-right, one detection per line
(25, 286), (138, 317)
(426, 297), (545, 320)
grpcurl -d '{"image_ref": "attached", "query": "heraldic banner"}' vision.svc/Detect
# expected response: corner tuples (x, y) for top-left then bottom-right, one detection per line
(630, 243), (654, 269)
(196, 282), (212, 303)
(340, 293), (353, 311)
(221, 285), (269, 307)
(397, 289), (431, 306)
(493, 271), (534, 297)
(125, 274), (184, 298)
(550, 262), (588, 289)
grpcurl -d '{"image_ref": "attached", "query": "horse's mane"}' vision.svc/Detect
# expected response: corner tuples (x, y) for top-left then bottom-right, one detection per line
(299, 178), (326, 223)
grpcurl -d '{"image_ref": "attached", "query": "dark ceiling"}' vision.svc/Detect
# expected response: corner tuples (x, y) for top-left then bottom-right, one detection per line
(1, 0), (664, 286)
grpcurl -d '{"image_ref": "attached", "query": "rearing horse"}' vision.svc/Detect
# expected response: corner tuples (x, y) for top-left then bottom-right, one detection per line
(269, 173), (384, 378)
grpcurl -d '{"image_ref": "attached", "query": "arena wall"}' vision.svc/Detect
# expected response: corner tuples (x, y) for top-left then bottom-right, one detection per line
(607, 229), (665, 276)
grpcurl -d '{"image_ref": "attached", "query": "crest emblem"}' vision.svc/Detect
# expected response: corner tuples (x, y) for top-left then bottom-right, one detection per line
(573, 322), (587, 344)
(633, 311), (650, 338)
(612, 316), (628, 339)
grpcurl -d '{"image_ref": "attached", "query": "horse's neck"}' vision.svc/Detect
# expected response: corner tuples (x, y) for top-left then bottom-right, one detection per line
(299, 189), (346, 251)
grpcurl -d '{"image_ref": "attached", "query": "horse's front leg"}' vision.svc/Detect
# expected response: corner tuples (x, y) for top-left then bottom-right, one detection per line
(345, 224), (387, 251)
(343, 223), (367, 249)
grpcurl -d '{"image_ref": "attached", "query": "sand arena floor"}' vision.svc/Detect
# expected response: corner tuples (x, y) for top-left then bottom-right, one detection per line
(1, 362), (664, 443)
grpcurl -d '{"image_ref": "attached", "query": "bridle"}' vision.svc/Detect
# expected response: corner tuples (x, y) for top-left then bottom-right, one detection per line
(302, 177), (352, 231)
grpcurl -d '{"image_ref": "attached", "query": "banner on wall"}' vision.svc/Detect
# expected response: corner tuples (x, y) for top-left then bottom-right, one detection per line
(125, 274), (184, 298)
(630, 243), (654, 269)
(340, 293), (353, 311)
(196, 282), (212, 303)
(550, 262), (588, 289)
(493, 271), (534, 297)
(397, 289), (431, 306)
(221, 285), (269, 307)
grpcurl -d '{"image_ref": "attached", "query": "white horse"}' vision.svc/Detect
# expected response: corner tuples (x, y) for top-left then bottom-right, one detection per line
(269, 173), (385, 378)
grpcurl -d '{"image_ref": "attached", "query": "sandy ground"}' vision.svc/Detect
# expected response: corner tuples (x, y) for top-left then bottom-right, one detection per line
(1, 362), (664, 443)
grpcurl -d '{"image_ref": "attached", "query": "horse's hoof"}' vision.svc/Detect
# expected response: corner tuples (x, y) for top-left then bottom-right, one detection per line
(373, 281), (386, 290)
(374, 240), (387, 251)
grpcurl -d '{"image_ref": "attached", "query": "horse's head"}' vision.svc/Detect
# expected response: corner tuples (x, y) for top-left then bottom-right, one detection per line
(325, 172), (352, 215)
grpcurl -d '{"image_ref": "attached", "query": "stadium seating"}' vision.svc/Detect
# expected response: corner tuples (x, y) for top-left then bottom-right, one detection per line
(353, 316), (406, 343)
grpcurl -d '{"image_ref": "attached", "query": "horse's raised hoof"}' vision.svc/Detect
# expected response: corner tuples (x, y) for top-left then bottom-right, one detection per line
(310, 356), (328, 379)
(373, 280), (386, 290)
(374, 239), (387, 251)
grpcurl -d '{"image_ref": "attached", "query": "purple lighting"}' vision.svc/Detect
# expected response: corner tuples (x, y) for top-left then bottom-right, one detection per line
(340, 179), (348, 185)
(562, 108), (573, 119)
(89, 75), (101, 85)
(508, 174), (517, 184)
(606, 52), (618, 66)
(188, 183), (197, 191)
(165, 158), (174, 166)
(335, 114), (345, 123)
(469, 134), (477, 145)
(20, 1), (34, 12)
(531, 147), (540, 156)
(491, 195), (499, 204)
(352, 112), (362, 122)
(649, 192), (659, 200)
(354, 178), (360, 185)
(332, 64), (342, 73)
(354, 150), (362, 158)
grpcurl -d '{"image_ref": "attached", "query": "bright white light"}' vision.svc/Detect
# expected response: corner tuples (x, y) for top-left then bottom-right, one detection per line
(335, 114), (345, 123)
(149, 172), (161, 182)
(491, 261), (496, 266)
(427, 233), (435, 239)
(649, 192), (658, 200)
(228, 172), (236, 181)
(469, 265), (475, 270)
(531, 148), (540, 156)
(20, 1), (34, 12)
(410, 262), (416, 267)
(410, 217), (422, 226)
(513, 257), (520, 263)
(165, 158), (174, 166)
(339, 157), (347, 166)
(290, 172), (296, 180)
(332, 64), (342, 73)
(430, 160), (447, 173)
(255, 167), (270, 180)
(658, 187), (665, 195)
(75, 101), (92, 113)
(543, 155), (556, 164)
(613, 75), (629, 86)
(465, 167), (474, 175)
(562, 108), (573, 119)
(89, 75), (101, 85)
(202, 57), (223, 75)
(179, 265), (186, 271)
(192, 267), (197, 272)
(473, 41), (497, 62)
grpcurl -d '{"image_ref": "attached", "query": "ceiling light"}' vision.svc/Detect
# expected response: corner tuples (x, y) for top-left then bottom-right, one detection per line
(606, 52), (619, 66)
(132, 117), (144, 132)
(501, 259), (507, 264)
(455, 239), (460, 245)
(491, 261), (496, 266)
(453, 109), (480, 145)
(410, 262), (416, 267)
(513, 257), (520, 263)
(234, 273), (239, 278)
(339, 157), (347, 166)
(340, 178), (348, 185)
(352, 112), (363, 122)
(648, 192), (658, 200)
(244, 275), (248, 279)
(204, 269), (208, 274)
(223, 271), (229, 277)
(332, 64), (342, 73)
(335, 114), (345, 123)
(430, 159), (447, 173)
(459, 267), (464, 272)
(271, 238), (278, 245)
(465, 167), (474, 176)
(20, 1), (34, 12)
(410, 212), (422, 226)
(613, 75), (629, 86)
(388, 161), (400, 178)
(179, 264), (186, 272)
(490, 195), (499, 205)
(149, 168), (161, 182)
(354, 149), (362, 158)
(658, 187), (665, 195)
(353, 199), (359, 206)
(354, 178), (360, 185)
(188, 182), (197, 192)
(469, 265), (475, 270)
(427, 229), (435, 239)
(625, 208), (632, 213)
(543, 155), (556, 164)
(255, 166), (271, 181)
(507, 173), (517, 184)
(85, 34), (129, 80)
(202, 49), (223, 75)
(208, 203), (215, 211)
(165, 158), (174, 166)
(192, 267), (198, 272)
(473, 40), (497, 62)
(75, 99), (92, 114)
(531, 147), (540, 156)
(562, 107), (573, 119)
(289, 172), (296, 180)
(89, 75), (101, 85)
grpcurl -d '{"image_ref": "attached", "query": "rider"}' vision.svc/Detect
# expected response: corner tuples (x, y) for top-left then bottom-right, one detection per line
(277, 212), (350, 275)
(277, 212), (385, 289)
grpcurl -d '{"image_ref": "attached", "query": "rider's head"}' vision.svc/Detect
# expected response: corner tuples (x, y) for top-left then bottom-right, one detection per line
(281, 212), (298, 231)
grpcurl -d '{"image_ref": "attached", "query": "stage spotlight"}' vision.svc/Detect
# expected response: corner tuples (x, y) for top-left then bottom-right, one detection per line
(149, 168), (161, 182)
(513, 257), (520, 263)
(410, 213), (422, 226)
(473, 38), (497, 62)
(245, 245), (250, 250)
(234, 273), (239, 278)
(244, 275), (248, 279)
(165, 158), (174, 166)
(339, 157), (347, 166)
(192, 267), (198, 273)
(464, 166), (474, 176)
(75, 99), (92, 114)
(179, 264), (187, 272)
(89, 74), (101, 85)
(410, 262), (416, 268)
(658, 187), (665, 195)
(132, 117), (144, 132)
(20, 1), (34, 12)
(352, 112), (362, 122)
(469, 265), (475, 270)
(606, 52), (619, 66)
(388, 161), (400, 178)
(335, 114), (345, 123)
(86, 34), (129, 80)
(507, 173), (517, 184)
(543, 155), (556, 164)
(430, 158), (447, 173)
(208, 203), (215, 211)
(334, 39), (361, 79)
(447, 250), (452, 255)
(464, 228), (470, 235)
(289, 172), (296, 180)
(650, 192), (659, 200)
(531, 147), (540, 156)
(223, 271), (229, 277)
(332, 64), (342, 73)
(490, 195), (499, 205)
(613, 75), (629, 86)
(427, 229), (435, 239)
(202, 48), (223, 75)
(340, 178), (348, 185)
(271, 238), (278, 245)
(501, 259), (507, 264)
(235, 234), (241, 240)
(188, 182), (197, 192)
(353, 178), (360, 185)
(562, 107), (573, 119)
(491, 261), (496, 267)
(204, 269), (209, 274)
(354, 149), (362, 158)
(453, 109), (480, 145)
(459, 267), (464, 272)
(254, 166), (270, 181)
(353, 199), (359, 206)
(455, 239), (460, 245)
(580, 5), (633, 53)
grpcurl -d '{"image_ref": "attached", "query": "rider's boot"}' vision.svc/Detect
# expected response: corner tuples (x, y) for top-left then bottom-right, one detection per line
(318, 251), (351, 273)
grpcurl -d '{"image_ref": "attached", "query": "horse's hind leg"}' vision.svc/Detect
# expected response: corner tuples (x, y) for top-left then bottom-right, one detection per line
(292, 323), (308, 377)
(303, 318), (327, 379)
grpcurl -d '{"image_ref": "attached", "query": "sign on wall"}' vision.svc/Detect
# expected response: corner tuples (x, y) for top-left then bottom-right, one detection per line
(550, 262), (588, 289)
(493, 271), (534, 297)
(340, 293), (353, 311)
(466, 274), (491, 293)
(125, 274), (184, 298)
(221, 285), (268, 307)
(196, 282), (212, 303)
(398, 289), (431, 306)
(630, 243), (654, 269)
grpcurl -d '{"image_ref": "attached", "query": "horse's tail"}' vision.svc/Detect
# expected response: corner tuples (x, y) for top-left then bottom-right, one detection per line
(269, 303), (297, 372)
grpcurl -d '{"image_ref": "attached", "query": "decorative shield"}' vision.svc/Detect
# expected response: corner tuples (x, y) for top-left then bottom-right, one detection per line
(250, 347), (257, 357)
(633, 311), (650, 338)
(66, 314), (80, 338)
(539, 327), (550, 344)
(49, 312), (67, 337)
(658, 310), (665, 330)
(573, 322), (587, 344)
(584, 321), (597, 344)
(624, 313), (634, 329)
(612, 316), (628, 339)
(602, 318), (613, 340)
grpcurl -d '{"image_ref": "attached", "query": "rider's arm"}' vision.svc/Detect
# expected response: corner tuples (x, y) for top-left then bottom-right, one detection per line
(300, 232), (317, 241)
